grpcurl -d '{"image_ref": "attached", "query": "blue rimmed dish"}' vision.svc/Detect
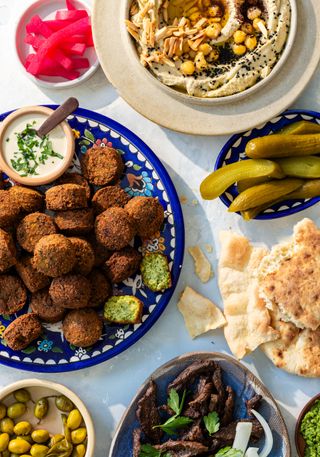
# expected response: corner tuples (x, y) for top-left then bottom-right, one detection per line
(215, 109), (320, 219)
(0, 106), (184, 373)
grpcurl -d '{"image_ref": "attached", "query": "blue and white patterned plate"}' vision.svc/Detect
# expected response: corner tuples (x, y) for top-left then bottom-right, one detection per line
(0, 106), (184, 373)
(215, 110), (320, 219)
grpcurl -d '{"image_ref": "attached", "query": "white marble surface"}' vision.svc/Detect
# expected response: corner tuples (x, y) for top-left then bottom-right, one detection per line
(0, 1), (319, 456)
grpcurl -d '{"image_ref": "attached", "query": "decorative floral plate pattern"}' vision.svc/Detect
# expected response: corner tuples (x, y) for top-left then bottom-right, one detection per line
(0, 106), (184, 372)
(215, 110), (320, 219)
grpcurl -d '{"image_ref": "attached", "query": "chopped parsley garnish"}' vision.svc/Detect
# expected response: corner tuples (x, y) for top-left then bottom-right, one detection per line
(11, 121), (63, 177)
(153, 389), (193, 436)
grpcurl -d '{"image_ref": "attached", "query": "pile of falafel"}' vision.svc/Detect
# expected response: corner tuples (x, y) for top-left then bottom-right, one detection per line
(0, 145), (167, 352)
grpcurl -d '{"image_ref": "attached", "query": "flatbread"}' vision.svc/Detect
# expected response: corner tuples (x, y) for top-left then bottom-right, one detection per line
(262, 307), (320, 377)
(218, 231), (279, 359)
(177, 286), (226, 338)
(188, 246), (213, 283)
(258, 218), (320, 330)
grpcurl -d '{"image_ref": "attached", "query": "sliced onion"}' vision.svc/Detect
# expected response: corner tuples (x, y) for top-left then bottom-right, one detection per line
(245, 447), (260, 457)
(251, 409), (274, 457)
(232, 422), (253, 453)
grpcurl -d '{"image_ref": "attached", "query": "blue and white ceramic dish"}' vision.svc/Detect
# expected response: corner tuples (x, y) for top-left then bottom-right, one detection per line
(0, 106), (184, 373)
(216, 109), (320, 219)
(109, 352), (291, 457)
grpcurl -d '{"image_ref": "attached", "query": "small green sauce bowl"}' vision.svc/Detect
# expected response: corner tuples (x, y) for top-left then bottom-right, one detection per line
(295, 393), (320, 457)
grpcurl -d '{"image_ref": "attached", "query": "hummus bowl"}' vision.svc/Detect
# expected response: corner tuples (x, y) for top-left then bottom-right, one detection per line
(124, 0), (297, 105)
(215, 109), (320, 219)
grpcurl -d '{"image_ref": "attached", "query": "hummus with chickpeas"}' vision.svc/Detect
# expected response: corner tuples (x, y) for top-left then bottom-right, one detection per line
(126, 0), (291, 98)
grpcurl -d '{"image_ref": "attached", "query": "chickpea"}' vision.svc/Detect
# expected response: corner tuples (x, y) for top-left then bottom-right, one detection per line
(232, 44), (247, 56)
(241, 22), (254, 34)
(208, 5), (221, 17)
(247, 6), (262, 20)
(245, 34), (258, 50)
(205, 23), (222, 39)
(180, 60), (196, 75)
(207, 48), (219, 62)
(195, 52), (208, 71)
(233, 30), (247, 44)
(208, 17), (221, 24)
(199, 43), (212, 56)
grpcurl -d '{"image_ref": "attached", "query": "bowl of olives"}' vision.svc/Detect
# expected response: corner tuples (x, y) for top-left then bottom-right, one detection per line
(0, 379), (94, 456)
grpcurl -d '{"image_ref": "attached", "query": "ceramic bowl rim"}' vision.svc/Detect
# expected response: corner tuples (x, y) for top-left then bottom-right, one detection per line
(0, 378), (95, 457)
(0, 105), (75, 186)
(122, 0), (297, 106)
(295, 392), (320, 457)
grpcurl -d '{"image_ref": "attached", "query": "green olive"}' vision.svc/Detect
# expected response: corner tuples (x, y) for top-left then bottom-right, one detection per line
(70, 428), (86, 445)
(30, 444), (49, 457)
(34, 399), (48, 421)
(13, 390), (31, 404)
(8, 438), (31, 454)
(55, 396), (74, 413)
(18, 435), (33, 444)
(66, 410), (82, 431)
(1, 450), (10, 457)
(49, 434), (64, 447)
(72, 444), (86, 457)
(30, 431), (49, 445)
(46, 439), (73, 455)
(0, 404), (6, 421)
(7, 403), (26, 420)
(0, 432), (9, 451)
(13, 422), (32, 437)
(0, 418), (14, 435)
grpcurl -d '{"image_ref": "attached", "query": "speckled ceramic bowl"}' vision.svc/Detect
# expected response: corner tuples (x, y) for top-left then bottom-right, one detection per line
(109, 352), (291, 457)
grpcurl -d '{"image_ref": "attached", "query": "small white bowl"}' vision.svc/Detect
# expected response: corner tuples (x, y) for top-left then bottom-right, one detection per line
(0, 379), (95, 457)
(15, 0), (99, 90)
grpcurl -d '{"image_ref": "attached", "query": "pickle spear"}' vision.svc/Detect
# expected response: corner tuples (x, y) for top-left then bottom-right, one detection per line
(279, 120), (320, 135)
(276, 156), (320, 178)
(200, 159), (284, 200)
(246, 134), (320, 159)
(228, 178), (303, 212)
(242, 179), (320, 220)
(237, 176), (271, 193)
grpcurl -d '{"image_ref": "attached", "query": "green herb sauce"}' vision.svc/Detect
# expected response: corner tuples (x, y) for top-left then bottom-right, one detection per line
(301, 399), (320, 457)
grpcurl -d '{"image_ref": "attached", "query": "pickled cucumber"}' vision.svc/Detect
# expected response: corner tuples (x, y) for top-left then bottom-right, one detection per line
(237, 176), (271, 193)
(246, 134), (320, 159)
(229, 179), (303, 212)
(200, 159), (284, 200)
(276, 156), (320, 178)
(279, 120), (320, 135)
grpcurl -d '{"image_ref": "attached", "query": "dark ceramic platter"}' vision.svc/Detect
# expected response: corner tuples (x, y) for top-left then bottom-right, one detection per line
(109, 352), (291, 457)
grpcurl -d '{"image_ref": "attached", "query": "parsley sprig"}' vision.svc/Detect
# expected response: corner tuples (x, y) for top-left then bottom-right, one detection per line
(203, 411), (220, 436)
(215, 447), (244, 457)
(139, 444), (171, 457)
(152, 388), (193, 436)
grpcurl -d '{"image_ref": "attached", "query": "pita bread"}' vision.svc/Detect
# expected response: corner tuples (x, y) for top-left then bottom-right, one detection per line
(262, 307), (320, 377)
(258, 218), (320, 330)
(177, 286), (226, 338)
(218, 231), (279, 359)
(188, 246), (213, 283)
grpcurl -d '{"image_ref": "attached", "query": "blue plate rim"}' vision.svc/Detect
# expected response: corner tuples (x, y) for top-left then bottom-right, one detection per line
(0, 105), (185, 373)
(214, 109), (320, 220)
(109, 351), (291, 457)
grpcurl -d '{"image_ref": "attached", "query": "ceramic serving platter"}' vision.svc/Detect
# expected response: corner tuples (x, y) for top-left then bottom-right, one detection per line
(109, 352), (291, 457)
(92, 0), (320, 136)
(216, 109), (320, 219)
(0, 106), (184, 373)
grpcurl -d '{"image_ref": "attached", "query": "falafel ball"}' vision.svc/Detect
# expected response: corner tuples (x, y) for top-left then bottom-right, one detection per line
(80, 146), (124, 186)
(87, 269), (112, 307)
(45, 184), (87, 211)
(104, 246), (141, 283)
(54, 208), (94, 235)
(9, 186), (44, 214)
(69, 237), (95, 275)
(125, 197), (164, 238)
(0, 228), (16, 272)
(0, 190), (21, 229)
(3, 313), (42, 351)
(0, 275), (27, 314)
(86, 232), (111, 267)
(15, 255), (50, 293)
(58, 172), (91, 199)
(92, 186), (130, 215)
(33, 234), (76, 277)
(49, 274), (91, 309)
(17, 212), (57, 253)
(30, 288), (65, 323)
(95, 207), (135, 251)
(63, 308), (103, 347)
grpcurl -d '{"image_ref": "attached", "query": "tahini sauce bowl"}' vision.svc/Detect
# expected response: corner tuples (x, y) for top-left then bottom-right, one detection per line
(0, 106), (75, 186)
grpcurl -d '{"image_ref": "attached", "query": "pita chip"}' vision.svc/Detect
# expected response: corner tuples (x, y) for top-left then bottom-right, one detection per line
(177, 286), (226, 338)
(188, 246), (213, 283)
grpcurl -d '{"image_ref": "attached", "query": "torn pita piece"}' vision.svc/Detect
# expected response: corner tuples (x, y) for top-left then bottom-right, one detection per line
(218, 231), (279, 359)
(177, 286), (226, 339)
(188, 246), (213, 283)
